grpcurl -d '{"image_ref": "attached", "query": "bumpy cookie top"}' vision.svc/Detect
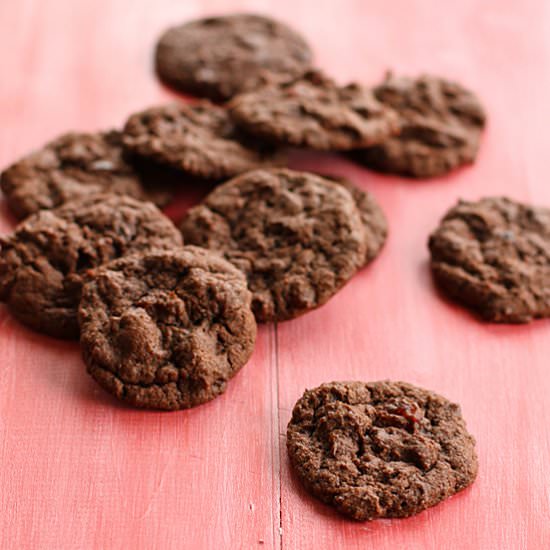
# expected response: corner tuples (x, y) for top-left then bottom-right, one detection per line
(155, 14), (313, 101)
(321, 175), (388, 264)
(354, 73), (486, 178)
(287, 381), (478, 521)
(0, 194), (182, 339)
(229, 70), (400, 150)
(429, 197), (550, 322)
(375, 73), (485, 126)
(0, 131), (173, 219)
(79, 247), (257, 410)
(122, 102), (285, 180)
(181, 169), (367, 322)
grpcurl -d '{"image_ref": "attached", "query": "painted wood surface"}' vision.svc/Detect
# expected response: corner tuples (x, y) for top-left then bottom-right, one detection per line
(1, 1), (549, 548)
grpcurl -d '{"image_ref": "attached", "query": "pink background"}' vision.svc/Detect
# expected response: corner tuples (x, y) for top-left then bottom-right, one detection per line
(1, 0), (549, 548)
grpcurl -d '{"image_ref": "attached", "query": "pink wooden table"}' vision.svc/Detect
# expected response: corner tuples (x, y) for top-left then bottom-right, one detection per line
(1, 1), (549, 548)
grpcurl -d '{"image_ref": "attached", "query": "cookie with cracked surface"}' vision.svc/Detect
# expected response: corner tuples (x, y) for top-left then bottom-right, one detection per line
(287, 381), (478, 521)
(0, 194), (182, 339)
(79, 247), (257, 410)
(0, 131), (174, 220)
(429, 197), (550, 323)
(180, 169), (367, 322)
(155, 14), (313, 101)
(122, 102), (285, 181)
(319, 175), (388, 265)
(351, 73), (486, 178)
(228, 70), (400, 150)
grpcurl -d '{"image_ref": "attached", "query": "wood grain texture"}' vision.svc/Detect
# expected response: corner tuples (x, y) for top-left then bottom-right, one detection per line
(0, 1), (549, 549)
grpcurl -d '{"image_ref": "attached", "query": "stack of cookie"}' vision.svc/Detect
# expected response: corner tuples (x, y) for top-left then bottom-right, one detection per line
(0, 164), (387, 410)
(0, 14), (398, 416)
(0, 191), (259, 410)
(155, 14), (487, 179)
(2, 11), (548, 524)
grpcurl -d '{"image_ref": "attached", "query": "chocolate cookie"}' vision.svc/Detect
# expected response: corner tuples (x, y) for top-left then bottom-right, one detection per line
(0, 194), (182, 339)
(287, 381), (478, 521)
(352, 73), (486, 178)
(0, 131), (174, 220)
(320, 175), (388, 264)
(79, 247), (257, 410)
(180, 169), (367, 322)
(122, 102), (284, 181)
(429, 197), (550, 323)
(155, 14), (313, 101)
(228, 70), (400, 150)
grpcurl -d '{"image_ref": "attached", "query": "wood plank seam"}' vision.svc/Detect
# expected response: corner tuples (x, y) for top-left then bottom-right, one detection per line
(271, 322), (283, 550)
(274, 322), (283, 550)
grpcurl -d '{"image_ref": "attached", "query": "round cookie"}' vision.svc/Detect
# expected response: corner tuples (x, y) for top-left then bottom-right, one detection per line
(429, 197), (550, 323)
(287, 381), (478, 521)
(0, 131), (174, 220)
(79, 247), (257, 410)
(0, 194), (182, 339)
(320, 175), (388, 264)
(228, 70), (400, 150)
(352, 73), (486, 178)
(155, 14), (313, 101)
(122, 102), (285, 181)
(180, 169), (367, 322)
